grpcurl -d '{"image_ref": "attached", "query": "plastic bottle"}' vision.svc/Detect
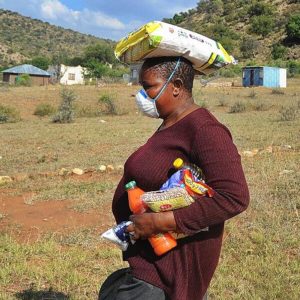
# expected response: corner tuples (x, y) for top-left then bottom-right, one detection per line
(173, 158), (203, 180)
(125, 181), (177, 256)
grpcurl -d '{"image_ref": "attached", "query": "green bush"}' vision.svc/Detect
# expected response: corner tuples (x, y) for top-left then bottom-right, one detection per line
(229, 101), (247, 113)
(15, 74), (31, 86)
(98, 94), (117, 115)
(286, 14), (300, 41)
(52, 89), (77, 123)
(34, 103), (56, 117)
(250, 15), (275, 37)
(271, 44), (287, 60)
(240, 37), (260, 59)
(248, 2), (273, 16)
(0, 104), (21, 123)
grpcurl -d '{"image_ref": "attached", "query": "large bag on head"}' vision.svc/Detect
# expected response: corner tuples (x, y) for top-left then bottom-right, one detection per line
(115, 21), (236, 75)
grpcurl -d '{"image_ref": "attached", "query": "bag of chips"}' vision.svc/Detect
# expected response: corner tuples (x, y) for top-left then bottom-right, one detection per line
(115, 21), (236, 75)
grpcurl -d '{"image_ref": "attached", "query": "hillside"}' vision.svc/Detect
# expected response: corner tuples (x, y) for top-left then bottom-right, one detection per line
(0, 9), (113, 67)
(163, 0), (300, 65)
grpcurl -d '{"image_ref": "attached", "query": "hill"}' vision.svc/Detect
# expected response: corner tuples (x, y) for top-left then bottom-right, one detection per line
(163, 0), (300, 68)
(0, 9), (114, 67)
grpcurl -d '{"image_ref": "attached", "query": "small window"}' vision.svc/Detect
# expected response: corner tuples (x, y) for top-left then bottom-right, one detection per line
(259, 69), (263, 79)
(68, 73), (75, 80)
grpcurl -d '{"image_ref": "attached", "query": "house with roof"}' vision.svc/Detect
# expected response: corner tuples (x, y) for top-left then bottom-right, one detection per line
(1, 64), (51, 86)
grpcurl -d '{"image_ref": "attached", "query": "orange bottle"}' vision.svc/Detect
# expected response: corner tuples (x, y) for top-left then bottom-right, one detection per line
(125, 181), (177, 256)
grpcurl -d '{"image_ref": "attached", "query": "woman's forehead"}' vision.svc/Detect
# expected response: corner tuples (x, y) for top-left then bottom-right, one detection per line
(139, 67), (163, 82)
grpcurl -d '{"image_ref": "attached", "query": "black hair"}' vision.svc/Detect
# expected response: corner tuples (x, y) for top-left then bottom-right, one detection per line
(141, 56), (195, 93)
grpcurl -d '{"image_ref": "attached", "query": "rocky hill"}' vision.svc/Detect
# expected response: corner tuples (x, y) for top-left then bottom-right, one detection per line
(0, 9), (113, 67)
(163, 0), (300, 65)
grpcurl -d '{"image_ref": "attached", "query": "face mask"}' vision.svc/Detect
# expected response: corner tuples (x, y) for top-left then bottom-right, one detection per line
(135, 88), (160, 118)
(135, 57), (181, 118)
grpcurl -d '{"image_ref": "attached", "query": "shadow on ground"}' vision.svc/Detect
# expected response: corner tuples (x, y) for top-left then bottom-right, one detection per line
(15, 286), (69, 300)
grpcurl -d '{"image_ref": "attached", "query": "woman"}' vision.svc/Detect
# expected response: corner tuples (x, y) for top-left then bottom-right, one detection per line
(100, 56), (249, 300)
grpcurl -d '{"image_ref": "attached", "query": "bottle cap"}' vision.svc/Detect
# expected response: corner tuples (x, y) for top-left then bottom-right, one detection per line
(125, 181), (137, 190)
(173, 158), (184, 169)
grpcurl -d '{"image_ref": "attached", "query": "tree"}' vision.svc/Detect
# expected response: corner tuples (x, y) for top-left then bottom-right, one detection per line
(240, 37), (260, 58)
(84, 59), (110, 79)
(30, 56), (50, 70)
(271, 44), (287, 60)
(84, 43), (116, 65)
(250, 15), (275, 37)
(248, 2), (273, 16)
(286, 14), (300, 42)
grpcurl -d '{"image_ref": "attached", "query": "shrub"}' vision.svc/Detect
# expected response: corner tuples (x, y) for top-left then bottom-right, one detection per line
(98, 94), (117, 115)
(271, 89), (285, 95)
(271, 44), (287, 60)
(250, 15), (275, 37)
(75, 105), (101, 118)
(240, 37), (260, 59)
(34, 103), (56, 117)
(0, 104), (21, 123)
(15, 74), (31, 86)
(253, 101), (270, 111)
(248, 90), (257, 98)
(229, 101), (246, 113)
(286, 14), (300, 41)
(52, 89), (77, 123)
(279, 106), (297, 121)
(248, 2), (273, 16)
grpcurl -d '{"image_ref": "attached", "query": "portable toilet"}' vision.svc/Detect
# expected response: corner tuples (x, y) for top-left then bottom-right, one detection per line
(242, 66), (286, 88)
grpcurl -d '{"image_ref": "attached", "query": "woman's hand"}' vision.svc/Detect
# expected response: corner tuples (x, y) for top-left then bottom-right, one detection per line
(126, 211), (177, 240)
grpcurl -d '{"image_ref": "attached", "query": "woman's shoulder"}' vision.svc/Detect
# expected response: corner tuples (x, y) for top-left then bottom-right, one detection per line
(187, 107), (221, 128)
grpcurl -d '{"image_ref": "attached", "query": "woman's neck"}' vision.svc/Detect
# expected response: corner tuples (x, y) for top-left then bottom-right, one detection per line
(159, 100), (199, 130)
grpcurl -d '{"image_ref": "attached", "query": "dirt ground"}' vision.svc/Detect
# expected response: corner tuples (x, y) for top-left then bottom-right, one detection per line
(0, 174), (115, 243)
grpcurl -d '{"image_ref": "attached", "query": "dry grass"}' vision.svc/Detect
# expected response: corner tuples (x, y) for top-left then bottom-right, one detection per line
(0, 79), (299, 299)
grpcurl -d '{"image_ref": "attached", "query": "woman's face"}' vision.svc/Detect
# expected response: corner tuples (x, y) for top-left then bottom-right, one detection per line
(139, 68), (175, 118)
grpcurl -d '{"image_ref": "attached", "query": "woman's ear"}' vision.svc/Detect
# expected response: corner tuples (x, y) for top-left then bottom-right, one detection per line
(172, 78), (183, 97)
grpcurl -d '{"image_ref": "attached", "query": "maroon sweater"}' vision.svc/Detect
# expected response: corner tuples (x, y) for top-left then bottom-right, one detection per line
(112, 108), (249, 300)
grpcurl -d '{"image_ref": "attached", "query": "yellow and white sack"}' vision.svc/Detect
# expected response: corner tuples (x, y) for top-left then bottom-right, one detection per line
(115, 21), (236, 75)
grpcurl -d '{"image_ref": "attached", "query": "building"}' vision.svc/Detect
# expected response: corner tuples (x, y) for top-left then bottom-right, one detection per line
(59, 64), (85, 85)
(242, 66), (287, 88)
(129, 63), (142, 84)
(1, 64), (50, 86)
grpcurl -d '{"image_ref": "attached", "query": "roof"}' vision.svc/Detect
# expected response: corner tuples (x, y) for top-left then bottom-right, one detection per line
(243, 66), (286, 70)
(1, 64), (50, 76)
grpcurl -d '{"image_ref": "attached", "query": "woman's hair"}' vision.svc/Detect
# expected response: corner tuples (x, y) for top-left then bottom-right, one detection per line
(141, 56), (195, 93)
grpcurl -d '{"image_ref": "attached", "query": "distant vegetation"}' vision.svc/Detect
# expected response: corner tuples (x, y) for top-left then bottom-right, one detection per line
(0, 1), (299, 80)
(163, 0), (300, 77)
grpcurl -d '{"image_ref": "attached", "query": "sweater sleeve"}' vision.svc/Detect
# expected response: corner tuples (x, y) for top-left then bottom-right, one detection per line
(173, 121), (249, 235)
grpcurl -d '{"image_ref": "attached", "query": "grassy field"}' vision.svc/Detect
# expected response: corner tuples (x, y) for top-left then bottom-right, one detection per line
(0, 79), (299, 299)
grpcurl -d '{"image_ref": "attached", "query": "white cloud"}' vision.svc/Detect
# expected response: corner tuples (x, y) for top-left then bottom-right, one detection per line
(40, 0), (124, 30)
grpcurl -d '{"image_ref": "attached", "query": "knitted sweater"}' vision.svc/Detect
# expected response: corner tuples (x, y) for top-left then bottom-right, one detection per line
(112, 108), (249, 300)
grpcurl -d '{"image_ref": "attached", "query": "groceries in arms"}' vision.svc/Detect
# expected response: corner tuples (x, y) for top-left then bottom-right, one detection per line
(115, 21), (236, 75)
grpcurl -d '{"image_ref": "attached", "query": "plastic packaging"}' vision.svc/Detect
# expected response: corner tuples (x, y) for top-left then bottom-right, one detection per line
(173, 158), (203, 179)
(115, 21), (236, 75)
(173, 158), (214, 197)
(141, 187), (194, 212)
(125, 181), (177, 256)
(101, 221), (134, 251)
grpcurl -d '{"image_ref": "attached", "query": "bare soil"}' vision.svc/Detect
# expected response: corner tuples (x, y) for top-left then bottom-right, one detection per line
(0, 186), (114, 242)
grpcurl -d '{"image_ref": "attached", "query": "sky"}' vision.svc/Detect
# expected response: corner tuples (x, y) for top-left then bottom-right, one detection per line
(0, 0), (199, 41)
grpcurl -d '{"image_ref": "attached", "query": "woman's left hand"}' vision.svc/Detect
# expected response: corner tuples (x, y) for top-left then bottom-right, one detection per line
(126, 211), (177, 240)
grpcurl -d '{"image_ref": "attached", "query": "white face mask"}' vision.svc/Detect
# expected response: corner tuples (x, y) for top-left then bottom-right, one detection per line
(135, 89), (160, 118)
(135, 57), (181, 119)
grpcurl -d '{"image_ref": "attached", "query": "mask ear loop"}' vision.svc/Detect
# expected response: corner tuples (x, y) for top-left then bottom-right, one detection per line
(153, 57), (181, 102)
(152, 57), (181, 117)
